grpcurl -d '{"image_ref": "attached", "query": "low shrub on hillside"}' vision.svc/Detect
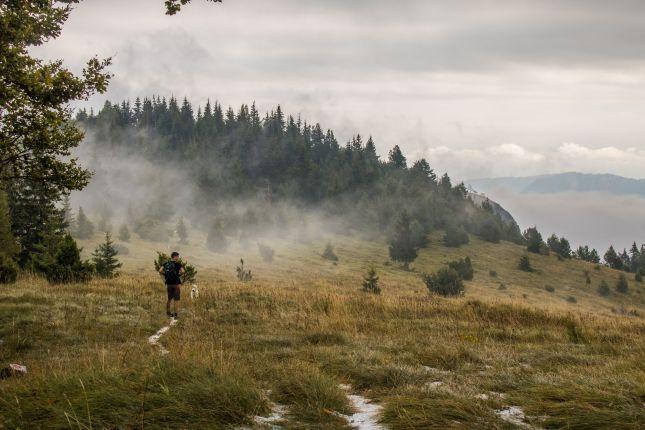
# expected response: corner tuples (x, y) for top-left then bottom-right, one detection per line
(423, 267), (464, 297)
(322, 243), (338, 261)
(566, 295), (577, 303)
(361, 266), (380, 294)
(597, 280), (611, 297)
(236, 259), (253, 282)
(518, 254), (533, 272)
(0, 253), (18, 284)
(489, 270), (497, 277)
(447, 256), (474, 281)
(545, 285), (555, 293)
(635, 270), (643, 283)
(616, 274), (629, 294)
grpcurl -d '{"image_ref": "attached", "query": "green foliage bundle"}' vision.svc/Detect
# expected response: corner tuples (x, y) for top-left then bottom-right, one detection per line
(476, 217), (501, 244)
(154, 252), (196, 284)
(524, 227), (546, 254)
(134, 218), (167, 242)
(575, 245), (600, 263)
(547, 234), (572, 259)
(362, 266), (380, 294)
(518, 255), (533, 272)
(636, 270), (643, 283)
(92, 233), (122, 278)
(322, 243), (339, 262)
(447, 257), (474, 281)
(423, 267), (464, 297)
(443, 223), (469, 247)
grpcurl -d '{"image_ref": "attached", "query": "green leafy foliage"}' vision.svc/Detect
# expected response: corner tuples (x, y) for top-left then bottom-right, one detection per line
(36, 234), (94, 284)
(547, 234), (572, 258)
(423, 267), (464, 297)
(597, 280), (611, 297)
(154, 252), (196, 284)
(524, 227), (546, 254)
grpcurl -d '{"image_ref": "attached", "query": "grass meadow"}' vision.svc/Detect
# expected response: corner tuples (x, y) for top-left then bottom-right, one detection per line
(1, 231), (644, 428)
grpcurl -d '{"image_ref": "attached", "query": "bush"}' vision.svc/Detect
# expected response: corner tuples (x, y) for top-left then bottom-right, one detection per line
(91, 232), (122, 278)
(410, 220), (428, 249)
(134, 217), (168, 242)
(477, 218), (501, 243)
(566, 295), (577, 303)
(518, 255), (533, 272)
(616, 273), (629, 294)
(447, 256), (474, 281)
(423, 267), (464, 297)
(597, 280), (611, 297)
(488, 270), (497, 277)
(257, 242), (275, 263)
(322, 243), (338, 261)
(362, 266), (380, 294)
(545, 285), (555, 293)
(443, 223), (469, 247)
(154, 252), (197, 284)
(635, 271), (643, 283)
(118, 224), (130, 242)
(114, 244), (129, 255)
(0, 254), (18, 284)
(236, 259), (253, 282)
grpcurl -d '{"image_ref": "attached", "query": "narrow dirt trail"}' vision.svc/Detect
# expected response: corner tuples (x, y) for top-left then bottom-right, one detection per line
(147, 318), (178, 355)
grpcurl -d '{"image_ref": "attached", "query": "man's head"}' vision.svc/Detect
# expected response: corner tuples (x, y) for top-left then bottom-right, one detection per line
(171, 251), (179, 261)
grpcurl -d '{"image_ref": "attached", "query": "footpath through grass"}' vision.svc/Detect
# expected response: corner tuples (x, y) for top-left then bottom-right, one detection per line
(1, 273), (644, 429)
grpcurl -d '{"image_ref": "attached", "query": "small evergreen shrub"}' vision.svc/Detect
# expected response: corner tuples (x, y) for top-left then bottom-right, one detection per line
(41, 234), (94, 283)
(597, 280), (611, 297)
(236, 258), (252, 282)
(91, 232), (122, 278)
(114, 244), (129, 255)
(423, 267), (464, 297)
(362, 266), (380, 294)
(635, 270), (643, 283)
(594, 264), (601, 271)
(488, 270), (497, 277)
(545, 285), (555, 293)
(447, 256), (474, 281)
(257, 242), (275, 263)
(154, 252), (197, 284)
(134, 218), (168, 242)
(497, 283), (507, 290)
(477, 218), (501, 243)
(322, 243), (339, 261)
(566, 295), (577, 303)
(74, 207), (95, 239)
(0, 254), (18, 284)
(616, 273), (629, 294)
(518, 255), (533, 272)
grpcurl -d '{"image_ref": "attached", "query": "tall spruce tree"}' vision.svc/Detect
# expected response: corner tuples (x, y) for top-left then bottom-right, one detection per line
(604, 246), (622, 270)
(92, 232), (122, 278)
(388, 210), (417, 269)
(524, 227), (544, 254)
(388, 145), (407, 168)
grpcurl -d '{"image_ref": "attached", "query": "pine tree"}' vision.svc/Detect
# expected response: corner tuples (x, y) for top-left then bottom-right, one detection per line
(388, 145), (406, 168)
(61, 194), (74, 230)
(604, 246), (623, 270)
(388, 210), (417, 269)
(40, 234), (93, 284)
(118, 224), (130, 242)
(597, 280), (611, 297)
(362, 266), (380, 294)
(616, 273), (629, 293)
(92, 232), (122, 278)
(75, 207), (95, 239)
(524, 227), (544, 254)
(176, 217), (188, 244)
(443, 222), (469, 247)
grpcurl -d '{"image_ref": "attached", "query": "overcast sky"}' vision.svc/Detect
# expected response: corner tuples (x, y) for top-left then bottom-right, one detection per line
(35, 0), (645, 180)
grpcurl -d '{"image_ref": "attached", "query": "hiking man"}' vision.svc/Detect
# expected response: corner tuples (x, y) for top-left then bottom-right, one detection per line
(159, 251), (185, 318)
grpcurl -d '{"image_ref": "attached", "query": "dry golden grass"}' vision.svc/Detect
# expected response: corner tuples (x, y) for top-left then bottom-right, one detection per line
(1, 231), (644, 428)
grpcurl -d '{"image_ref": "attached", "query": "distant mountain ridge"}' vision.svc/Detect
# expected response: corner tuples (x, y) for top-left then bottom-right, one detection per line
(467, 172), (645, 197)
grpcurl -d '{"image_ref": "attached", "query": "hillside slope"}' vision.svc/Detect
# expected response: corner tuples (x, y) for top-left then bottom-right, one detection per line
(1, 231), (643, 428)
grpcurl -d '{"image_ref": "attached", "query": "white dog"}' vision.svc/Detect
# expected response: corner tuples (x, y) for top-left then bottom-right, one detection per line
(190, 285), (199, 300)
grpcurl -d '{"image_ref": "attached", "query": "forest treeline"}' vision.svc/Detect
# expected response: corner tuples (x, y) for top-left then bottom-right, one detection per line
(73, 96), (524, 243)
